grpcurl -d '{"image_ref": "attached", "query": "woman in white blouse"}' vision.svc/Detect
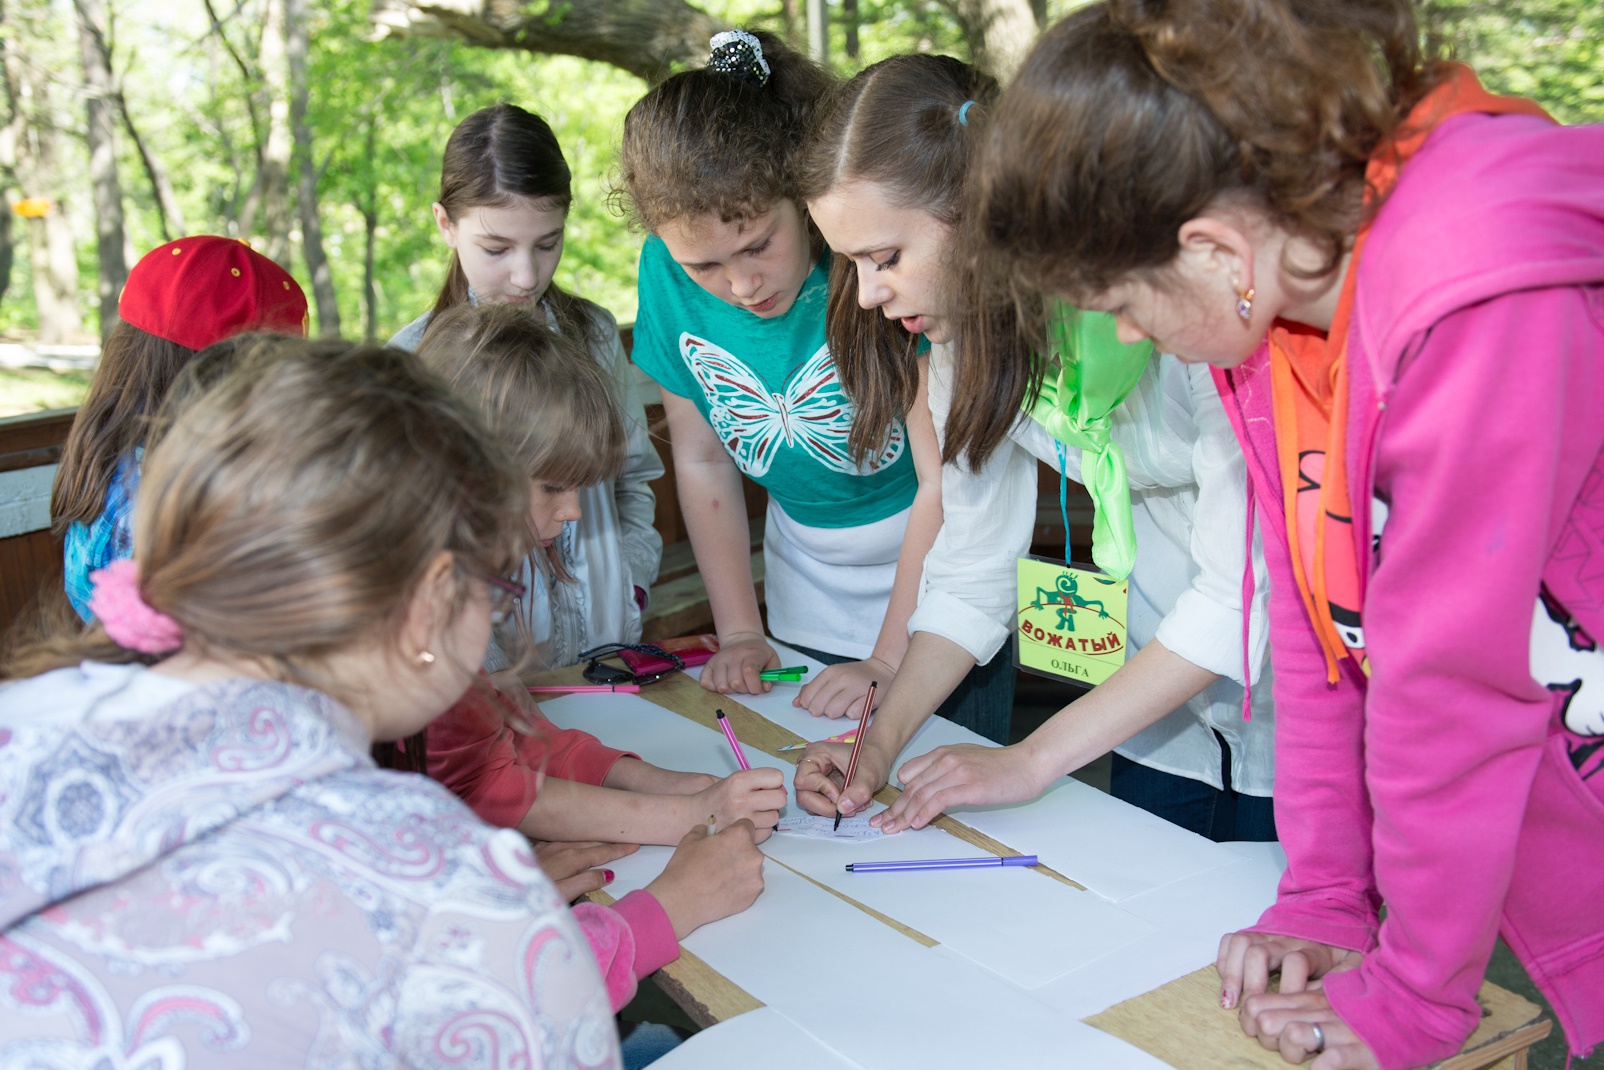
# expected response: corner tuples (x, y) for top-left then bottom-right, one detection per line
(792, 53), (1276, 840)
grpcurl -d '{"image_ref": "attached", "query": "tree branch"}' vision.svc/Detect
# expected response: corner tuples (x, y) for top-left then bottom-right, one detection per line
(369, 0), (731, 84)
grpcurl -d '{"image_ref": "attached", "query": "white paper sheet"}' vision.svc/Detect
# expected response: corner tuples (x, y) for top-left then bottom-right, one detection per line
(537, 690), (797, 784)
(663, 862), (1168, 1070)
(1029, 855), (1286, 1019)
(763, 820), (1155, 990)
(648, 1009), (866, 1070)
(774, 808), (888, 841)
(951, 776), (1234, 901)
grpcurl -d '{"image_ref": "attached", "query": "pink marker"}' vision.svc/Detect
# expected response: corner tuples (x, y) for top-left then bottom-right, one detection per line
(527, 684), (642, 694)
(715, 709), (750, 771)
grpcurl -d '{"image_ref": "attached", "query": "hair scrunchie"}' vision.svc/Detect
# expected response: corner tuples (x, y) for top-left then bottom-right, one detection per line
(708, 29), (770, 89)
(958, 100), (976, 126)
(88, 559), (184, 655)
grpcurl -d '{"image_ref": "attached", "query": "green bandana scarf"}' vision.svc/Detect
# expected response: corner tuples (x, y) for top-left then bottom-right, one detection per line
(1024, 305), (1152, 581)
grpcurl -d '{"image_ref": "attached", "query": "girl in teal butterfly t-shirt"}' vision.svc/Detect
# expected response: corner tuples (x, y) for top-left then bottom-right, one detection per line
(618, 29), (1014, 742)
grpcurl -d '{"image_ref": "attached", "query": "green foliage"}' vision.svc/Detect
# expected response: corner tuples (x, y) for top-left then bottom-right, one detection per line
(0, 0), (1597, 353)
(1425, 0), (1604, 123)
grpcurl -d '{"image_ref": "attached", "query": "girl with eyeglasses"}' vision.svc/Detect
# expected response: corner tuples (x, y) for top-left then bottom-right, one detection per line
(1, 337), (622, 1063)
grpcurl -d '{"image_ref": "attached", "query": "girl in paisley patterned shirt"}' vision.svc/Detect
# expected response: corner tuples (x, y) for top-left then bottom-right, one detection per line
(0, 337), (765, 1066)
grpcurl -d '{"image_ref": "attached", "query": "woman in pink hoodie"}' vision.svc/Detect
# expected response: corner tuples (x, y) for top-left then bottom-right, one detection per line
(964, 2), (1604, 1068)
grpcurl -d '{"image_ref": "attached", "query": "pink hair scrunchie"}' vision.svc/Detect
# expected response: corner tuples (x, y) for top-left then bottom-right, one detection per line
(88, 559), (184, 655)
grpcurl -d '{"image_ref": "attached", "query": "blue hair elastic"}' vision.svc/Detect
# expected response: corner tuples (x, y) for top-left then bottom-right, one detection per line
(957, 100), (976, 126)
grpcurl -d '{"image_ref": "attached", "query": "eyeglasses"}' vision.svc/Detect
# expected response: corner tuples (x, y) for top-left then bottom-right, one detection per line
(459, 563), (527, 624)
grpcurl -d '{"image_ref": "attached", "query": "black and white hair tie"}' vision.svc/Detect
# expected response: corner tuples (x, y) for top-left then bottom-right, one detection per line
(708, 29), (770, 89)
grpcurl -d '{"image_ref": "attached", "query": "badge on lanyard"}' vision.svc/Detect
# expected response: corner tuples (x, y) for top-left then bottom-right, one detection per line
(1015, 441), (1130, 685)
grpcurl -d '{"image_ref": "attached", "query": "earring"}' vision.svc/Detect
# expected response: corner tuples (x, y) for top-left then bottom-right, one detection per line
(415, 650), (435, 666)
(1235, 286), (1255, 322)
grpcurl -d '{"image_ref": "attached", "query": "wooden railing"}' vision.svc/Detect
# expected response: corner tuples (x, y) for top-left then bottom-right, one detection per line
(0, 408), (72, 629)
(0, 331), (1092, 645)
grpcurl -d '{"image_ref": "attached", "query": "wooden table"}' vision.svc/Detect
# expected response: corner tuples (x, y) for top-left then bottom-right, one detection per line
(532, 664), (1548, 1070)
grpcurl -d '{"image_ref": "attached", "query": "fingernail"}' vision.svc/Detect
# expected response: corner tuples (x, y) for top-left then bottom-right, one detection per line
(1221, 988), (1235, 1009)
(602, 870), (615, 885)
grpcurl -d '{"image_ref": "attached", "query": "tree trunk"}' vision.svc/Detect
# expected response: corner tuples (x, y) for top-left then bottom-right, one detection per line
(369, 0), (731, 84)
(258, 0), (292, 266)
(287, 0), (338, 335)
(75, 0), (127, 342)
(361, 115), (378, 344)
(805, 0), (827, 63)
(0, 198), (13, 308)
(951, 0), (1037, 81)
(843, 0), (859, 62)
(778, 0), (798, 46)
(0, 0), (82, 343)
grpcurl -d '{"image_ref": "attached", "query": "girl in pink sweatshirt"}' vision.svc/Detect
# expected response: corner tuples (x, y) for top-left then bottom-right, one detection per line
(964, 2), (1604, 1067)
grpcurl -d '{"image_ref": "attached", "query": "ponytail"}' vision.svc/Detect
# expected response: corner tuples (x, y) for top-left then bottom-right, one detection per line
(615, 28), (836, 230)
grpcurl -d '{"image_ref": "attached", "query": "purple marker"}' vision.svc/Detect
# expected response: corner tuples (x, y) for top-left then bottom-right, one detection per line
(845, 855), (1039, 873)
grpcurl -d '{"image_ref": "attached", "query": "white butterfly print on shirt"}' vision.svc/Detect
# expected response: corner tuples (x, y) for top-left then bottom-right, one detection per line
(681, 334), (905, 478)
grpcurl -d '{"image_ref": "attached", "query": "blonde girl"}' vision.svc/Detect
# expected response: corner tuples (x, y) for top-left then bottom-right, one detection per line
(415, 302), (788, 858)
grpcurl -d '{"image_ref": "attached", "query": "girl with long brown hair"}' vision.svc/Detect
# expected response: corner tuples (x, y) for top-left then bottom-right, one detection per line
(793, 53), (1276, 845)
(51, 236), (306, 620)
(392, 103), (665, 685)
(617, 29), (1014, 741)
(972, 2), (1604, 1066)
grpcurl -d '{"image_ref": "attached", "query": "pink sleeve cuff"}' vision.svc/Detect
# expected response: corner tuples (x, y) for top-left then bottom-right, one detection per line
(610, 889), (680, 978)
(1249, 895), (1380, 958)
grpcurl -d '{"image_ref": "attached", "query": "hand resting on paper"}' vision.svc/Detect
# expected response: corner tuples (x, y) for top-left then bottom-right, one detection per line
(534, 840), (641, 902)
(1216, 931), (1365, 1009)
(645, 819), (767, 940)
(792, 738), (890, 820)
(696, 767), (787, 843)
(699, 632), (779, 696)
(793, 657), (891, 719)
(873, 742), (1056, 833)
(1236, 988), (1379, 1069)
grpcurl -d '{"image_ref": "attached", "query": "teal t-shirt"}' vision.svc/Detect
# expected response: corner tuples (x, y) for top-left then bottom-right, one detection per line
(632, 236), (916, 529)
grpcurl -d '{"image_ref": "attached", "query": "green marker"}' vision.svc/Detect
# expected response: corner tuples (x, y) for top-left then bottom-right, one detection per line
(759, 666), (809, 681)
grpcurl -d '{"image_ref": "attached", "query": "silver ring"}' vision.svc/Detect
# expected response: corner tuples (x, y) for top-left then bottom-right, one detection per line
(1309, 1023), (1326, 1056)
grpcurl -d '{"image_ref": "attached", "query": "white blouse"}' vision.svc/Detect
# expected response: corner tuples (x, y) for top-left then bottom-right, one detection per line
(910, 344), (1276, 795)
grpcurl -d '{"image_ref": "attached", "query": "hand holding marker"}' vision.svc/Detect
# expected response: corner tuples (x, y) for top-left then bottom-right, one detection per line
(835, 681), (876, 832)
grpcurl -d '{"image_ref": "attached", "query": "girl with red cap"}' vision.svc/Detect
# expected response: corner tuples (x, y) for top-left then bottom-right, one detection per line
(52, 236), (306, 620)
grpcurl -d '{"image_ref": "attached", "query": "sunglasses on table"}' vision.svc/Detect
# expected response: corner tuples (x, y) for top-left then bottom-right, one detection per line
(579, 642), (686, 687)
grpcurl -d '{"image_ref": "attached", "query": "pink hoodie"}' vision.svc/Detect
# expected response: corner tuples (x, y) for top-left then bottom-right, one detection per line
(1215, 111), (1604, 1069)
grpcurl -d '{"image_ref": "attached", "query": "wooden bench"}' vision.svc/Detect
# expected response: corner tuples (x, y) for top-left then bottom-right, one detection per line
(0, 408), (71, 633)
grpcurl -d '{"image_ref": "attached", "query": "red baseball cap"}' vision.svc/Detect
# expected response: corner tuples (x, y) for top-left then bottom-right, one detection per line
(119, 236), (308, 350)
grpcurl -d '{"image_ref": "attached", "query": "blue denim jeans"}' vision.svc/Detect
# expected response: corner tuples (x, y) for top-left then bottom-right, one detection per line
(1109, 734), (1277, 842)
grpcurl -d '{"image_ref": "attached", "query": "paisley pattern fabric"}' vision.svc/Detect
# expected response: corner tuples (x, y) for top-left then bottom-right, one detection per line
(0, 663), (620, 1069)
